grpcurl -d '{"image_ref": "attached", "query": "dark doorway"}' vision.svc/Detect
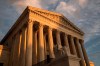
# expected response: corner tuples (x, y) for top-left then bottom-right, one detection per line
(0, 63), (3, 66)
(47, 55), (51, 63)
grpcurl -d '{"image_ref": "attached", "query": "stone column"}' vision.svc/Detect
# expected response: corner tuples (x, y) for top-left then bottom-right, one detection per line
(56, 30), (62, 50)
(19, 27), (27, 66)
(38, 24), (45, 62)
(80, 40), (90, 66)
(48, 27), (55, 58)
(8, 39), (14, 66)
(33, 31), (37, 65)
(64, 34), (70, 55)
(37, 31), (39, 62)
(75, 38), (85, 66)
(70, 36), (77, 55)
(11, 36), (16, 66)
(15, 32), (22, 66)
(26, 20), (33, 66)
(44, 34), (47, 59)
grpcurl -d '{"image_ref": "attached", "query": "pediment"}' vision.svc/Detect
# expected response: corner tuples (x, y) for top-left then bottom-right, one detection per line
(28, 6), (84, 35)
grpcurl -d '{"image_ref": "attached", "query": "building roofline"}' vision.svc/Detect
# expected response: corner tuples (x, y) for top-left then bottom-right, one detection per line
(28, 6), (84, 34)
(27, 6), (62, 16)
(62, 15), (84, 34)
(1, 6), (84, 43)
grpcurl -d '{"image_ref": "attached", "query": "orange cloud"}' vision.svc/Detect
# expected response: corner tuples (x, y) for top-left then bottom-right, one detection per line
(11, 0), (42, 14)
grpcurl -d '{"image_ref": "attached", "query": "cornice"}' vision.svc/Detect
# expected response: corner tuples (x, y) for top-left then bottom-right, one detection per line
(27, 6), (62, 16)
(61, 16), (84, 34)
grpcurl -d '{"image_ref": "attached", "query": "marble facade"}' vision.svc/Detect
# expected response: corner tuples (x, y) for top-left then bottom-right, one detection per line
(0, 6), (90, 66)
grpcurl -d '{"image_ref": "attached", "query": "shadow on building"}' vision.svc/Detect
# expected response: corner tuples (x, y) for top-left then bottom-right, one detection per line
(0, 45), (10, 66)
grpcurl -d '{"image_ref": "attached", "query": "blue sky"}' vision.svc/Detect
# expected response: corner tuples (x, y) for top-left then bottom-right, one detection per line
(0, 0), (100, 66)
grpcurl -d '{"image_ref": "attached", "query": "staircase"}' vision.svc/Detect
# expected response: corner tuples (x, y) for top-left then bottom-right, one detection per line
(33, 56), (69, 66)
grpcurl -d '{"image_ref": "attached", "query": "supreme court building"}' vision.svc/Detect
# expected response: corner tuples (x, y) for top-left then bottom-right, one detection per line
(0, 6), (90, 66)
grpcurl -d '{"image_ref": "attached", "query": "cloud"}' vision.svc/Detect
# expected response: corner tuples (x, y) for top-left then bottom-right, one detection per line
(55, 2), (76, 15)
(78, 0), (88, 8)
(10, 0), (42, 14)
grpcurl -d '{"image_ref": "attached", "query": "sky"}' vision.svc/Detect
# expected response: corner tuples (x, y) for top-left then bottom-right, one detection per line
(0, 0), (100, 66)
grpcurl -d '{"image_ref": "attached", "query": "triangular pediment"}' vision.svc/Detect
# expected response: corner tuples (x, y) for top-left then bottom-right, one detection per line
(28, 6), (84, 35)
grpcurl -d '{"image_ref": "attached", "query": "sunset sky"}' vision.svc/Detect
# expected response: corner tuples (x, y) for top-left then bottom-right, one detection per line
(0, 0), (100, 66)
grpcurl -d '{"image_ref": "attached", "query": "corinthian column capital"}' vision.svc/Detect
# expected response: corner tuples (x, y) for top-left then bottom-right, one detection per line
(27, 19), (35, 23)
(80, 40), (84, 45)
(48, 27), (53, 31)
(39, 23), (44, 28)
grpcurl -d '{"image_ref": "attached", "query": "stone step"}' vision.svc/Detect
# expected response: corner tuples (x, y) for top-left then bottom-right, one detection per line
(33, 56), (69, 66)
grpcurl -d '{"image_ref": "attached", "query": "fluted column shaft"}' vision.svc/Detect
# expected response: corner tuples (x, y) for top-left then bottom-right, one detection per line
(70, 36), (77, 55)
(38, 24), (45, 62)
(33, 31), (37, 65)
(48, 27), (55, 58)
(75, 38), (85, 66)
(44, 34), (47, 59)
(64, 34), (70, 55)
(26, 21), (33, 66)
(9, 39), (14, 66)
(56, 31), (62, 50)
(14, 33), (22, 66)
(19, 27), (27, 66)
(80, 40), (90, 66)
(12, 36), (16, 66)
